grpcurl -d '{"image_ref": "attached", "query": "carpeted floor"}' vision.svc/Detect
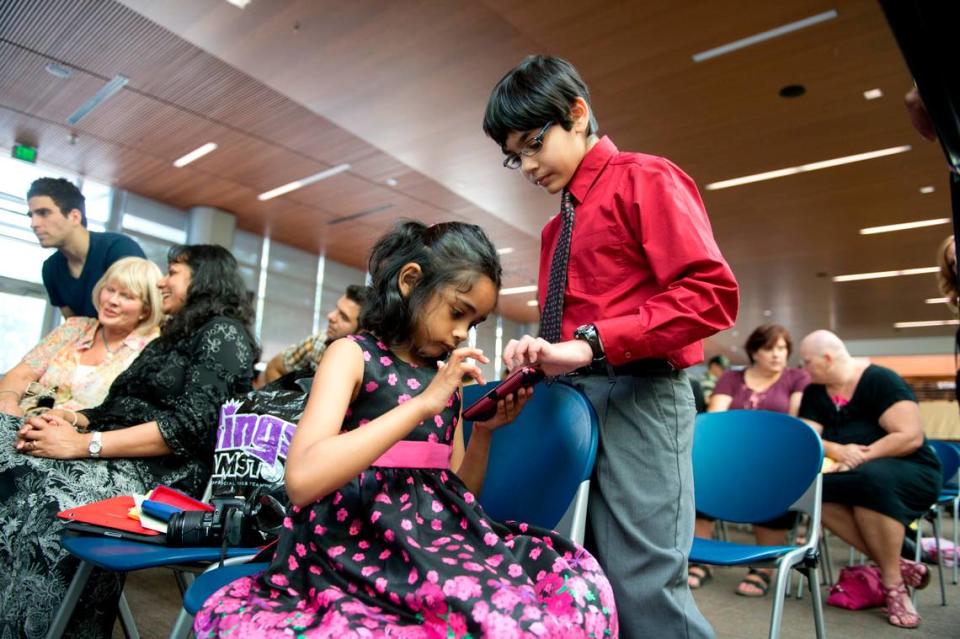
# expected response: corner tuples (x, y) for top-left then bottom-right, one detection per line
(116, 518), (960, 638)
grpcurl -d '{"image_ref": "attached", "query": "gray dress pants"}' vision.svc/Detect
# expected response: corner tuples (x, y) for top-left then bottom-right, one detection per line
(571, 371), (714, 639)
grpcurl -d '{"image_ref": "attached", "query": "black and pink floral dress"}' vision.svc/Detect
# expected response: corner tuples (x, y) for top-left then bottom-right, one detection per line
(194, 333), (618, 638)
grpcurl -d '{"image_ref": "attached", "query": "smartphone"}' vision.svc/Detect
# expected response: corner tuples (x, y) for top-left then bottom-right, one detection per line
(462, 366), (544, 421)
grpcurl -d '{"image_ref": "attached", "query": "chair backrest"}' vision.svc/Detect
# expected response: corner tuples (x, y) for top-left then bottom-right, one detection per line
(929, 439), (960, 487)
(462, 380), (598, 529)
(693, 410), (824, 523)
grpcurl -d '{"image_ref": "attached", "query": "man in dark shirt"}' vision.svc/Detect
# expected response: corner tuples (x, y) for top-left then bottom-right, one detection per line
(27, 178), (145, 318)
(484, 56), (739, 638)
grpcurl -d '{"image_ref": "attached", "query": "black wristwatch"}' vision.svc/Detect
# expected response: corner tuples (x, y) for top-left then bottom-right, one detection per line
(573, 324), (606, 366)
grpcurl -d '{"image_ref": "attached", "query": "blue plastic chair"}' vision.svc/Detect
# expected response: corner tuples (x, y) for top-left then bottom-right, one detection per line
(169, 560), (270, 639)
(461, 379), (599, 542)
(689, 410), (825, 639)
(171, 380), (600, 638)
(46, 534), (257, 639)
(927, 440), (960, 588)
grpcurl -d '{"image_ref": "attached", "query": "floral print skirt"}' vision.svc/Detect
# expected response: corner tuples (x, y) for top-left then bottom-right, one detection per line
(194, 466), (618, 638)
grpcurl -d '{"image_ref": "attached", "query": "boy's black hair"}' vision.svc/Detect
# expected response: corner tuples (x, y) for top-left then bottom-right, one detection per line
(361, 220), (502, 347)
(483, 55), (598, 150)
(27, 177), (87, 227)
(345, 284), (372, 309)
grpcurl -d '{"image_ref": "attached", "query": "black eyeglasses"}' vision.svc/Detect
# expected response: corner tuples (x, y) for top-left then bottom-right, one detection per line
(503, 122), (553, 169)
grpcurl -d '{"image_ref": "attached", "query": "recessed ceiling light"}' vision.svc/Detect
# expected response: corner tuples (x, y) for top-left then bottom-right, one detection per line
(496, 247), (515, 255)
(863, 88), (883, 100)
(258, 164), (351, 201)
(779, 85), (805, 98)
(925, 297), (951, 304)
(225, 0), (251, 8)
(173, 142), (218, 168)
(526, 300), (538, 307)
(692, 9), (838, 62)
(705, 145), (912, 190)
(501, 285), (538, 296)
(832, 266), (938, 282)
(894, 319), (960, 329)
(385, 178), (398, 187)
(859, 218), (950, 235)
(920, 186), (935, 194)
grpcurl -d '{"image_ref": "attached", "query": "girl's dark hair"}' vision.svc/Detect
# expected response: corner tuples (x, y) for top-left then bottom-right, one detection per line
(162, 244), (259, 358)
(745, 324), (792, 364)
(361, 221), (502, 346)
(483, 55), (598, 149)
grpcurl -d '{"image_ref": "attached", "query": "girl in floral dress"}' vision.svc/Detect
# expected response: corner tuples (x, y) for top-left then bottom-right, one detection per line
(195, 221), (618, 638)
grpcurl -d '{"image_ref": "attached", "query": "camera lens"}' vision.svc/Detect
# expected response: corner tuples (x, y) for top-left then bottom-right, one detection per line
(166, 510), (212, 546)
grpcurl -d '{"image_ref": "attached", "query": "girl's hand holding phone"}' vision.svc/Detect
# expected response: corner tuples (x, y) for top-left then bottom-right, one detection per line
(472, 386), (533, 432)
(416, 347), (488, 418)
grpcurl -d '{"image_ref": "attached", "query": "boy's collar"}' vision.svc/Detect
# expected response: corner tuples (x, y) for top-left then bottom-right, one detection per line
(567, 136), (617, 204)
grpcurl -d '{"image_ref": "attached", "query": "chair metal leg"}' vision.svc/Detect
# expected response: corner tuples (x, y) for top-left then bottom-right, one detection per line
(169, 607), (194, 639)
(819, 531), (834, 586)
(953, 496), (959, 585)
(807, 566), (826, 639)
(45, 560), (93, 639)
(932, 513), (947, 606)
(118, 591), (140, 639)
(716, 520), (728, 542)
(912, 516), (923, 607)
(766, 561), (793, 639)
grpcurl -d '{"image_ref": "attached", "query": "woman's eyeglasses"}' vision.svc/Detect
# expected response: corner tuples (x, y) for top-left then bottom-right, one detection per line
(503, 122), (553, 169)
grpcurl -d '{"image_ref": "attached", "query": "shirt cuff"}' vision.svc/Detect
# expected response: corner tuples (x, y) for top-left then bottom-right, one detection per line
(593, 317), (654, 366)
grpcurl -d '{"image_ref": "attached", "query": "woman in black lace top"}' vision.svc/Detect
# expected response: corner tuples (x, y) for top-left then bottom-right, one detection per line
(1, 245), (257, 638)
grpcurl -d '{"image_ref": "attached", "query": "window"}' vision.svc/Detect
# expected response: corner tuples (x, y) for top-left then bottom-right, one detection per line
(259, 242), (320, 361)
(0, 287), (49, 372)
(80, 178), (112, 232)
(119, 192), (188, 270)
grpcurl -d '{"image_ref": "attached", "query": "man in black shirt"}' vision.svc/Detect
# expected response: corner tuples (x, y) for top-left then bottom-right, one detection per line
(27, 178), (145, 318)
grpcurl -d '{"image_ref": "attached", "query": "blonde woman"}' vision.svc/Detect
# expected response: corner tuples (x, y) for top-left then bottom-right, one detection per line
(0, 245), (257, 637)
(0, 257), (163, 418)
(936, 235), (957, 311)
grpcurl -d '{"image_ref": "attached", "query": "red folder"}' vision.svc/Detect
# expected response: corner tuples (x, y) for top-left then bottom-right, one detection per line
(58, 495), (162, 538)
(149, 485), (214, 512)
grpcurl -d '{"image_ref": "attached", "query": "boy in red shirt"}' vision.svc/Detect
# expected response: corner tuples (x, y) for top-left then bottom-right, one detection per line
(484, 55), (738, 638)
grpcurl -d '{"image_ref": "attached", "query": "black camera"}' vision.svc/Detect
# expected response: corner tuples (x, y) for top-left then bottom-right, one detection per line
(166, 488), (285, 547)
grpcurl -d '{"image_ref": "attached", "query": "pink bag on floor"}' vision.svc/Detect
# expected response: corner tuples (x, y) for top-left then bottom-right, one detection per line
(921, 537), (957, 567)
(826, 565), (885, 610)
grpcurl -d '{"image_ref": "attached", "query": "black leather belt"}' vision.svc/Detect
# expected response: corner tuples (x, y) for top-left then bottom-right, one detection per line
(570, 358), (674, 377)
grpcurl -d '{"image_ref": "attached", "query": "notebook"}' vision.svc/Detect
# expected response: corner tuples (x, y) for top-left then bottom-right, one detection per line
(58, 495), (167, 544)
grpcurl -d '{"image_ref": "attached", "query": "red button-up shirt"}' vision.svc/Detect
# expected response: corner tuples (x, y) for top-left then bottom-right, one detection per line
(537, 137), (739, 369)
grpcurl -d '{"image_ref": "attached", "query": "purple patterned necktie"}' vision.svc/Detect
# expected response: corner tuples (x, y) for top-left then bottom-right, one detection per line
(539, 189), (575, 343)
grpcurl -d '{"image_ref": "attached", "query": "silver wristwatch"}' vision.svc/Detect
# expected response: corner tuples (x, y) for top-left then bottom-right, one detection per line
(88, 431), (102, 458)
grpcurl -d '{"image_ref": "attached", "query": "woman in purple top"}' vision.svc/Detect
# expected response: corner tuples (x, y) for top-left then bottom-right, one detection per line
(687, 325), (810, 597)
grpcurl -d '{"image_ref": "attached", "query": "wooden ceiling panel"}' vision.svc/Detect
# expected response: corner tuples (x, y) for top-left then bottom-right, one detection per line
(2, 0), (955, 347)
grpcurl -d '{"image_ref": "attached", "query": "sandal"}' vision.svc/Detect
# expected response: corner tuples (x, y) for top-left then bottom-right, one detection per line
(882, 581), (920, 629)
(899, 557), (931, 590)
(687, 563), (712, 589)
(735, 568), (771, 597)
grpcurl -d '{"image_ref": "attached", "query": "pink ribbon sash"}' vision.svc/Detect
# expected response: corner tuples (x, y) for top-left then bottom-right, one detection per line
(371, 441), (452, 469)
